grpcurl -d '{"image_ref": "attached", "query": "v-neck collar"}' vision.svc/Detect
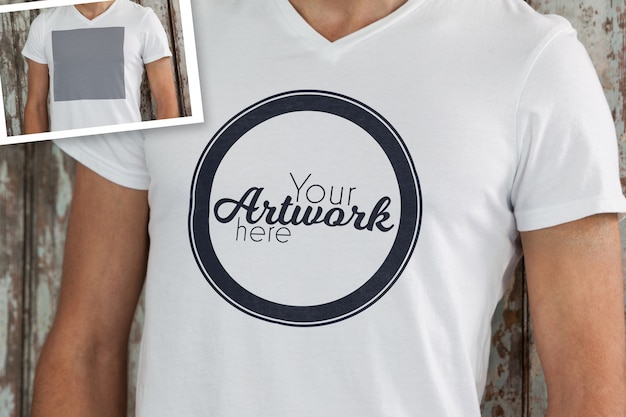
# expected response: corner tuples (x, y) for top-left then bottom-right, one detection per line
(72, 0), (120, 24)
(275, 0), (427, 50)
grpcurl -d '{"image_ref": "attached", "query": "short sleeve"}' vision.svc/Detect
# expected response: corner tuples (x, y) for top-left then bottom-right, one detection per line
(141, 8), (172, 64)
(54, 131), (150, 190)
(22, 12), (48, 65)
(511, 26), (626, 231)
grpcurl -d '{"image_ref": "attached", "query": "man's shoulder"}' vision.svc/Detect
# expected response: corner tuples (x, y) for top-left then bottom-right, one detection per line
(26, 6), (75, 38)
(425, 0), (576, 69)
(29, 6), (68, 25)
(435, 0), (573, 46)
(116, 0), (158, 18)
(491, 0), (570, 39)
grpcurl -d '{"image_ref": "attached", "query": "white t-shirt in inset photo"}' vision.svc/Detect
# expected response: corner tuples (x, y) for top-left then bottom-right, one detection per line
(22, 0), (172, 131)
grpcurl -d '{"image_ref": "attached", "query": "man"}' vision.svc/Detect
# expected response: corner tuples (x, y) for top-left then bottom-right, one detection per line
(31, 0), (626, 416)
(22, 0), (179, 133)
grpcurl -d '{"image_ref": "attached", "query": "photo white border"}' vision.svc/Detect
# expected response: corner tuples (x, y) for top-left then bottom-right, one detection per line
(0, 0), (203, 145)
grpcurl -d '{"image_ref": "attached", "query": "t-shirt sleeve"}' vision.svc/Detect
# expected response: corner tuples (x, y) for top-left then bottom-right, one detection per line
(54, 131), (150, 190)
(141, 8), (172, 64)
(511, 26), (626, 232)
(22, 12), (48, 65)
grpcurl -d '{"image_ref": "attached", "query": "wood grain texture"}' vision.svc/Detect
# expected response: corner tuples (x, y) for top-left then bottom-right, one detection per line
(23, 142), (74, 417)
(0, 144), (25, 417)
(0, 9), (32, 138)
(169, 0), (192, 117)
(481, 268), (526, 417)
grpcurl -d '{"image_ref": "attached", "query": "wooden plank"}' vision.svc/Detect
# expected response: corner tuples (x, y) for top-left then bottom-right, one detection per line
(0, 8), (33, 417)
(126, 293), (144, 417)
(481, 267), (525, 417)
(169, 0), (192, 117)
(525, 320), (548, 417)
(0, 10), (18, 137)
(21, 141), (74, 417)
(0, 143), (26, 417)
(0, 9), (32, 138)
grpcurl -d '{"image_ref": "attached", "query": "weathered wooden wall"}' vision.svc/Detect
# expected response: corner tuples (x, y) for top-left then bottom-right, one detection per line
(0, 1), (624, 417)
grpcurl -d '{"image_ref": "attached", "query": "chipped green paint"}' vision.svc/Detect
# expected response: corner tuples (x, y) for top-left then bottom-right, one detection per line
(481, 269), (525, 417)
(0, 385), (16, 417)
(0, 275), (11, 379)
(0, 142), (24, 417)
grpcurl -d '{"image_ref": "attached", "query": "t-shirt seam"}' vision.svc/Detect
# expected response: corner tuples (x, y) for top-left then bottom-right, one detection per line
(511, 26), (571, 189)
(515, 195), (626, 227)
(23, 12), (48, 64)
(22, 51), (47, 65)
(140, 9), (171, 64)
(272, 0), (429, 53)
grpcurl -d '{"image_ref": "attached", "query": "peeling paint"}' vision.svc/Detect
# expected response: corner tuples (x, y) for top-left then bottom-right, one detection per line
(3, 90), (15, 119)
(481, 271), (524, 417)
(0, 385), (15, 417)
(53, 147), (72, 219)
(35, 282), (51, 349)
(603, 17), (614, 34)
(0, 160), (8, 196)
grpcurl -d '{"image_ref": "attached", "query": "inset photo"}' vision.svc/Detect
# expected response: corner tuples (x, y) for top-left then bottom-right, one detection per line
(0, 0), (202, 145)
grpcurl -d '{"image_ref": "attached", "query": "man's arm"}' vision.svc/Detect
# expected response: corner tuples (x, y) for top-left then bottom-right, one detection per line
(145, 57), (180, 119)
(521, 213), (626, 417)
(30, 163), (149, 417)
(23, 59), (50, 134)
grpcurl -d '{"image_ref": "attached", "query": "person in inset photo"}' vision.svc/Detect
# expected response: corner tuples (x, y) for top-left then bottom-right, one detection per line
(22, 0), (179, 133)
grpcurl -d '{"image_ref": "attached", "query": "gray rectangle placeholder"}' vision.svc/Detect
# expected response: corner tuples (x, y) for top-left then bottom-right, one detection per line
(52, 27), (125, 101)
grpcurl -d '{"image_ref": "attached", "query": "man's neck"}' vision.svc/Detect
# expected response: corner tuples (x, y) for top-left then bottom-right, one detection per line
(288, 0), (409, 42)
(74, 1), (116, 20)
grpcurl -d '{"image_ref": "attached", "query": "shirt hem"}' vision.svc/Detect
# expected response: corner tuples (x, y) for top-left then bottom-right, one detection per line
(54, 137), (150, 190)
(515, 197), (626, 231)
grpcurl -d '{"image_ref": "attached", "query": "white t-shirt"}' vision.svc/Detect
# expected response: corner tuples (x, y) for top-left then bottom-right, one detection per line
(55, 0), (626, 415)
(22, 0), (171, 131)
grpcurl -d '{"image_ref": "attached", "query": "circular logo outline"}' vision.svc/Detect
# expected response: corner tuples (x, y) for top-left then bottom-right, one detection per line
(189, 90), (422, 327)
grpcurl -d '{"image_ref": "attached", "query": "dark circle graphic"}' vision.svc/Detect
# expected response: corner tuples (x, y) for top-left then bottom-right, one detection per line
(189, 90), (422, 326)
